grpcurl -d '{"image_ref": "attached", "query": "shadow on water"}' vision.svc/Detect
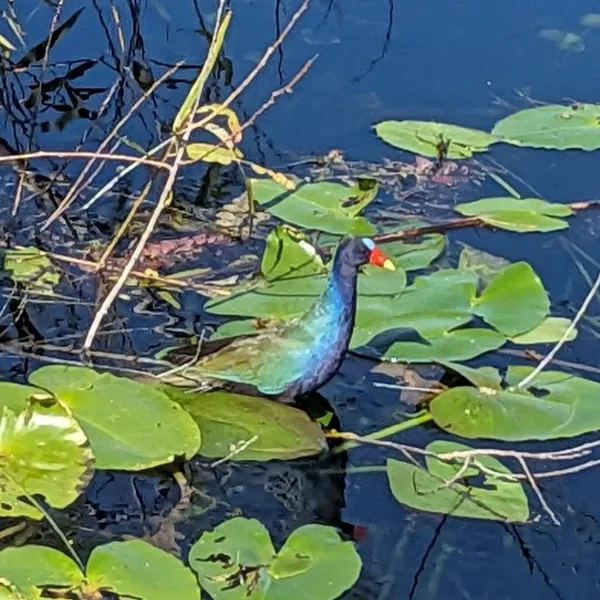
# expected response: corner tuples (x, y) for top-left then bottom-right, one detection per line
(1, 0), (600, 598)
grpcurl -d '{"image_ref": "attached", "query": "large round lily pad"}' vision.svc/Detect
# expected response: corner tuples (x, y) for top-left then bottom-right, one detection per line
(0, 399), (93, 519)
(250, 179), (376, 235)
(387, 440), (529, 522)
(375, 120), (499, 159)
(189, 517), (362, 600)
(0, 541), (200, 600)
(28, 366), (201, 470)
(491, 104), (600, 150)
(456, 197), (572, 233)
(430, 365), (600, 441)
(165, 388), (326, 461)
(87, 540), (200, 600)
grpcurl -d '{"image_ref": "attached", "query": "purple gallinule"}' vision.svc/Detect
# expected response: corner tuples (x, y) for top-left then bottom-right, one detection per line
(163, 237), (395, 401)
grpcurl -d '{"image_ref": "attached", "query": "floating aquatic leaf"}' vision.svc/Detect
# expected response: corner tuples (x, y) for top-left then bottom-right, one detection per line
(0, 546), (83, 595)
(504, 367), (600, 439)
(261, 227), (325, 282)
(190, 518), (362, 600)
(439, 361), (503, 389)
(165, 388), (326, 461)
(456, 197), (572, 232)
(458, 244), (511, 288)
(28, 366), (200, 470)
(3, 247), (59, 294)
(250, 179), (376, 235)
(0, 398), (93, 519)
(0, 541), (199, 600)
(186, 142), (243, 165)
(387, 440), (529, 522)
(86, 540), (199, 600)
(375, 120), (499, 159)
(383, 329), (505, 363)
(474, 262), (549, 336)
(492, 104), (600, 150)
(429, 366), (600, 440)
(379, 235), (445, 272)
(510, 317), (577, 344)
(539, 29), (585, 53)
(0, 579), (29, 600)
(581, 13), (600, 27)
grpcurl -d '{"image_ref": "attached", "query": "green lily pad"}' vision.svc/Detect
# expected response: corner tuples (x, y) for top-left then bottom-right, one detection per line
(377, 234), (445, 272)
(387, 440), (529, 522)
(428, 365), (600, 441)
(0, 580), (31, 600)
(375, 120), (499, 159)
(261, 227), (325, 282)
(504, 367), (600, 439)
(165, 388), (326, 461)
(0, 398), (93, 520)
(474, 262), (550, 336)
(439, 361), (503, 389)
(86, 540), (200, 600)
(539, 29), (585, 53)
(581, 13), (600, 27)
(491, 104), (600, 150)
(383, 329), (506, 363)
(0, 541), (199, 600)
(0, 546), (83, 595)
(189, 517), (362, 600)
(28, 366), (201, 470)
(456, 197), (572, 232)
(510, 317), (577, 344)
(3, 247), (59, 295)
(458, 244), (511, 288)
(250, 179), (376, 235)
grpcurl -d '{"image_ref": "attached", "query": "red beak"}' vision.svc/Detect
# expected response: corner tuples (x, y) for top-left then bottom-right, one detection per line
(369, 247), (396, 270)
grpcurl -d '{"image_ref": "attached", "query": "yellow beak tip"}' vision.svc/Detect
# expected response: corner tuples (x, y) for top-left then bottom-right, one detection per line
(383, 259), (396, 271)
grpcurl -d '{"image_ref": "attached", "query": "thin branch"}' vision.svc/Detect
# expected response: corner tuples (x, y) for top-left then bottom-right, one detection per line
(517, 269), (600, 388)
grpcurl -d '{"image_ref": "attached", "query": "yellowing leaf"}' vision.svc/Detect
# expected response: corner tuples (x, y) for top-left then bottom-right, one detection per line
(186, 143), (242, 165)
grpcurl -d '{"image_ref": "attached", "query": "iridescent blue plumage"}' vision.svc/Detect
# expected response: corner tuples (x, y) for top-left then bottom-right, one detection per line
(166, 237), (394, 400)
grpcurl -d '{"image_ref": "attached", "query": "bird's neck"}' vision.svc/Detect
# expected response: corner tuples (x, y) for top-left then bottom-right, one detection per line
(314, 259), (358, 332)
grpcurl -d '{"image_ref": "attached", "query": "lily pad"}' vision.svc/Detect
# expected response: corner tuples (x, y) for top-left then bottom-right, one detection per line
(456, 197), (572, 232)
(86, 540), (200, 600)
(165, 388), (326, 461)
(378, 234), (445, 272)
(250, 179), (376, 235)
(3, 247), (59, 294)
(429, 365), (600, 440)
(491, 104), (600, 150)
(189, 517), (362, 600)
(375, 120), (499, 159)
(458, 244), (511, 288)
(387, 440), (529, 522)
(0, 546), (84, 595)
(0, 580), (30, 600)
(510, 317), (577, 344)
(261, 227), (325, 282)
(383, 329), (505, 363)
(28, 366), (201, 470)
(474, 262), (550, 336)
(539, 29), (585, 53)
(0, 541), (199, 600)
(0, 398), (93, 520)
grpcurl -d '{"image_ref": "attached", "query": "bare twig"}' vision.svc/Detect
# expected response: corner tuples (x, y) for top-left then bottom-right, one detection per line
(517, 269), (600, 388)
(516, 455), (560, 526)
(210, 435), (259, 467)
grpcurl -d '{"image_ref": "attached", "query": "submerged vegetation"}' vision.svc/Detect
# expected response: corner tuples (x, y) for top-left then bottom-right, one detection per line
(0, 1), (599, 599)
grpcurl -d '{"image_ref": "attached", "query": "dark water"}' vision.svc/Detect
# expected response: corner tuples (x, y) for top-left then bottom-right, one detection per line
(1, 1), (600, 598)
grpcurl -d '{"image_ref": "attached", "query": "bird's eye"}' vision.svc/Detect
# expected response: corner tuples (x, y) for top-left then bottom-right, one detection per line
(361, 238), (375, 251)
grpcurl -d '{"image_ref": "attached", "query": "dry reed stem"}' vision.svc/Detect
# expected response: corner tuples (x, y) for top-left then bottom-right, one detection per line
(517, 269), (600, 388)
(42, 61), (183, 228)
